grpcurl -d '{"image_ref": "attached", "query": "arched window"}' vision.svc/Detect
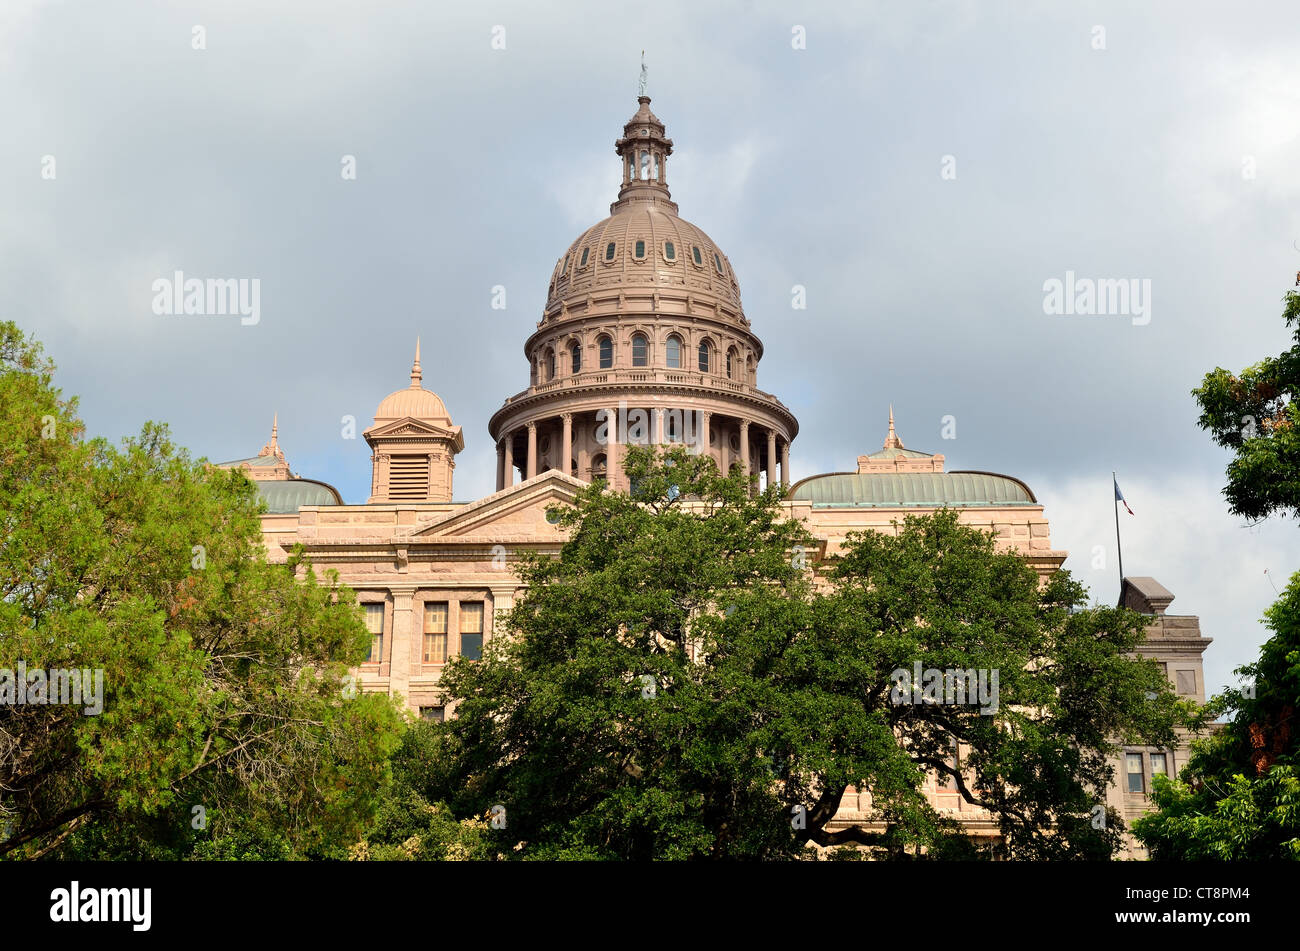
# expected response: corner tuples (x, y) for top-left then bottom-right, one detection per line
(665, 335), (681, 369)
(560, 254), (569, 276)
(634, 239), (646, 259)
(579, 247), (589, 267)
(598, 336), (613, 369)
(605, 242), (616, 262)
(692, 246), (703, 267)
(698, 340), (711, 373)
(631, 333), (648, 367)
(664, 241), (676, 261)
(545, 349), (556, 381)
(727, 347), (738, 380)
(590, 453), (608, 480)
(570, 342), (582, 374)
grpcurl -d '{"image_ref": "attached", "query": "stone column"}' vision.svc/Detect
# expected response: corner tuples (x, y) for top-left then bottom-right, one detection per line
(653, 407), (665, 446)
(489, 586), (516, 644)
(389, 586), (416, 712)
(526, 421), (538, 480)
(697, 411), (711, 459)
(766, 430), (777, 490)
(739, 420), (750, 479)
(496, 440), (505, 491)
(561, 412), (573, 476)
(503, 432), (514, 488)
(605, 406), (619, 490)
(781, 439), (791, 487)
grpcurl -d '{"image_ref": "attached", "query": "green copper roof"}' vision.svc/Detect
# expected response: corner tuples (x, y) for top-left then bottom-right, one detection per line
(790, 471), (1036, 507)
(254, 479), (343, 514)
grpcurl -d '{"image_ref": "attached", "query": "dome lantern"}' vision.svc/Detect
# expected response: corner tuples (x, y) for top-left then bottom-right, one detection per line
(612, 94), (676, 214)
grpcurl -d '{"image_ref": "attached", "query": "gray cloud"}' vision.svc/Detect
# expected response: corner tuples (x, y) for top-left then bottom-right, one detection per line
(4, 0), (1297, 695)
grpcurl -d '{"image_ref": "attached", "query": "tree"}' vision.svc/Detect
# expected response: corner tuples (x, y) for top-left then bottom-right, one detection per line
(1192, 290), (1300, 521)
(1131, 290), (1300, 860)
(0, 320), (405, 859)
(1132, 569), (1300, 860)
(424, 445), (1190, 859)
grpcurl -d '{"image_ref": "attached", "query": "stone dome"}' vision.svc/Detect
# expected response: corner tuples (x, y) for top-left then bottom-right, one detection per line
(372, 339), (452, 424)
(546, 206), (743, 314)
(374, 386), (449, 424)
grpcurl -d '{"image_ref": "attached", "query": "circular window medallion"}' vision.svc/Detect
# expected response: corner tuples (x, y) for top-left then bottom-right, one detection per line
(729, 434), (740, 452)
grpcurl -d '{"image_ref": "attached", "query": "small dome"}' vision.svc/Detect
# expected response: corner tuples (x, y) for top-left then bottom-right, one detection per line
(374, 386), (449, 423)
(372, 338), (453, 424)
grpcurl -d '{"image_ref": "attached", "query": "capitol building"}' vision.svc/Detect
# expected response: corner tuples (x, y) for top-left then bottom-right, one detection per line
(218, 95), (1211, 854)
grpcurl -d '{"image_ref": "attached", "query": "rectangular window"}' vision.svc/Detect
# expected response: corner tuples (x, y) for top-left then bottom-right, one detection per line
(423, 602), (448, 664)
(419, 705), (445, 723)
(364, 603), (384, 663)
(1176, 669), (1197, 695)
(460, 601), (485, 661)
(634, 239), (645, 258)
(1150, 753), (1167, 778)
(1126, 752), (1145, 793)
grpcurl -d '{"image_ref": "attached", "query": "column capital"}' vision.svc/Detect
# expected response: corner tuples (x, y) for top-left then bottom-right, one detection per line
(526, 420), (537, 433)
(560, 411), (573, 423)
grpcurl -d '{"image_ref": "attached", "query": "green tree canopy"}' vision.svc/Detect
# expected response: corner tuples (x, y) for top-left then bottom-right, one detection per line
(423, 445), (1191, 859)
(1193, 290), (1300, 521)
(1133, 569), (1300, 860)
(0, 321), (405, 859)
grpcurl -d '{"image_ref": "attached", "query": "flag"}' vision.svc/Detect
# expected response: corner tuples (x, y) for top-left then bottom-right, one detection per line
(1114, 477), (1134, 515)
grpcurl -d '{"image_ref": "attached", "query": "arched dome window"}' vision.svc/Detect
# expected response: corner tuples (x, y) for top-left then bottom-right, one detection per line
(598, 335), (613, 369)
(570, 342), (582, 374)
(727, 347), (738, 380)
(632, 333), (649, 367)
(698, 340), (712, 373)
(590, 452), (608, 480)
(545, 349), (556, 381)
(665, 335), (682, 369)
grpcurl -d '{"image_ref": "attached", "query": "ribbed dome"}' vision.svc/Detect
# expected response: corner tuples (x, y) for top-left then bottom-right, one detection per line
(546, 205), (742, 313)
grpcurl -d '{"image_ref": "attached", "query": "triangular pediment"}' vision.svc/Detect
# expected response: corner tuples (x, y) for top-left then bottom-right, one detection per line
(364, 416), (463, 444)
(403, 469), (588, 540)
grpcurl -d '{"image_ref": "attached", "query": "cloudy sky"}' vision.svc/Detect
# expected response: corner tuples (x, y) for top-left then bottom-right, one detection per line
(4, 0), (1298, 696)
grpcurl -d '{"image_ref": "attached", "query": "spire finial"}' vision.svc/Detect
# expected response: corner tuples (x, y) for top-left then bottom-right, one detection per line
(259, 412), (285, 461)
(884, 405), (904, 450)
(638, 51), (647, 97)
(410, 337), (422, 389)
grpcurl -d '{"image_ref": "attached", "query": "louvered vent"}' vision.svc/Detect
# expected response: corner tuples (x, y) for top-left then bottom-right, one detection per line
(388, 455), (429, 500)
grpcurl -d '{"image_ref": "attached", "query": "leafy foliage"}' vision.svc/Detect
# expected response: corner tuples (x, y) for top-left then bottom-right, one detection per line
(0, 320), (405, 859)
(1133, 571), (1300, 859)
(424, 445), (1190, 859)
(1192, 291), (1300, 521)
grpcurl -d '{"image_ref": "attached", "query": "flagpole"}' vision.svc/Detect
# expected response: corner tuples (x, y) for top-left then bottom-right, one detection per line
(1113, 470), (1124, 595)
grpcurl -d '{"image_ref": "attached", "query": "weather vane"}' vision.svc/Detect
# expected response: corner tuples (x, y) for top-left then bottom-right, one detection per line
(638, 51), (647, 97)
